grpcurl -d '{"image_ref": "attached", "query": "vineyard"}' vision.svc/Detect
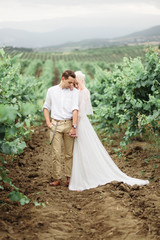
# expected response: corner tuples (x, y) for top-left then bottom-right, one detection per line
(0, 45), (160, 240)
(4, 45), (146, 62)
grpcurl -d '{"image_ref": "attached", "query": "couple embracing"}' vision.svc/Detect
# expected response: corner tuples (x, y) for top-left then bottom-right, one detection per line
(43, 70), (149, 191)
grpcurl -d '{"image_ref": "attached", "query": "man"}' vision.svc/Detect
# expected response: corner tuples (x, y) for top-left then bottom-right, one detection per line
(43, 70), (79, 187)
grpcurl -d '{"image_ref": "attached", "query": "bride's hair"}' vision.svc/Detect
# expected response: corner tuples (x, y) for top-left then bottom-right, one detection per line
(75, 71), (85, 83)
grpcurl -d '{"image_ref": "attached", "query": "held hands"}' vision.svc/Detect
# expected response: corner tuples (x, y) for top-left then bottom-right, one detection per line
(47, 120), (77, 137)
(69, 128), (78, 138)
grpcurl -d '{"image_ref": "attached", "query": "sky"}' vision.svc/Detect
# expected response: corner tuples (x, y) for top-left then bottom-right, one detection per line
(0, 0), (160, 37)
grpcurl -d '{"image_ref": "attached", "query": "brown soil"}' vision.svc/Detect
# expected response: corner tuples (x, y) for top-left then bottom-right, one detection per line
(0, 124), (160, 240)
(35, 67), (43, 78)
(53, 68), (60, 86)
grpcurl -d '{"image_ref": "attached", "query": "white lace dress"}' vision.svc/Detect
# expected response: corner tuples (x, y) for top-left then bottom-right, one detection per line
(69, 88), (149, 191)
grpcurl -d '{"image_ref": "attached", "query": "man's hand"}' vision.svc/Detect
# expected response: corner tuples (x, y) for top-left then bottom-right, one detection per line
(69, 128), (78, 138)
(47, 122), (53, 128)
(44, 108), (53, 128)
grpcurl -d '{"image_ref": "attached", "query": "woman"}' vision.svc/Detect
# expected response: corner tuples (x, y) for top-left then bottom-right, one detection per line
(69, 71), (149, 191)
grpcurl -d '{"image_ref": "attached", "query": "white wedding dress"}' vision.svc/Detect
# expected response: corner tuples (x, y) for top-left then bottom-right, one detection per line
(69, 88), (149, 191)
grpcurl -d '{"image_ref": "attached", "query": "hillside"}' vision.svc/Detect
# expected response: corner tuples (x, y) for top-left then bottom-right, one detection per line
(124, 25), (160, 37)
(110, 25), (160, 46)
(0, 25), (160, 50)
(41, 25), (160, 52)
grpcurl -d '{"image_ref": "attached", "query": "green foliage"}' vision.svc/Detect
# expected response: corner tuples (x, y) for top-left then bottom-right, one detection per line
(33, 201), (46, 207)
(8, 191), (30, 205)
(6, 45), (146, 64)
(0, 49), (50, 205)
(89, 49), (160, 145)
(23, 59), (43, 76)
(0, 49), (42, 155)
(38, 59), (55, 95)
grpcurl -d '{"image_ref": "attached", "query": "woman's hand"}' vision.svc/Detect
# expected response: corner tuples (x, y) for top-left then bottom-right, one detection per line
(69, 128), (78, 138)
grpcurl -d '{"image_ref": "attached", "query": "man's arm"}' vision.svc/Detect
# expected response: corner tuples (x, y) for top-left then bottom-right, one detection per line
(69, 109), (78, 137)
(43, 108), (52, 128)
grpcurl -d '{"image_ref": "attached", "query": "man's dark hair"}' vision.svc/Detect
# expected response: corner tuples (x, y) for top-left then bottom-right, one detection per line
(62, 70), (76, 80)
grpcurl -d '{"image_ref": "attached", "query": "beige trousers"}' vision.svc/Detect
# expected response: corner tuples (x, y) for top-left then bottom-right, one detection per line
(50, 119), (74, 180)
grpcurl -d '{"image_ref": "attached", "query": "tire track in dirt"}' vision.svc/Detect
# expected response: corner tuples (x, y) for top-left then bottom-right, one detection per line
(0, 124), (159, 240)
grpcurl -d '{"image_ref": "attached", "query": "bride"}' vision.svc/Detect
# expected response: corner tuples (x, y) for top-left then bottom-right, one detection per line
(69, 71), (149, 191)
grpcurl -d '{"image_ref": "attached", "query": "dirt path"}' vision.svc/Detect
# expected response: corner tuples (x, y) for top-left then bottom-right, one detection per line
(0, 124), (160, 240)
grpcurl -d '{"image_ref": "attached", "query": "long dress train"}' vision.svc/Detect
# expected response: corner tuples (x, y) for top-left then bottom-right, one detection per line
(69, 88), (149, 191)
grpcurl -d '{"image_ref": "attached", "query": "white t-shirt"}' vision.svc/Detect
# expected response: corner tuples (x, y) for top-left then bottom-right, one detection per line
(43, 85), (79, 120)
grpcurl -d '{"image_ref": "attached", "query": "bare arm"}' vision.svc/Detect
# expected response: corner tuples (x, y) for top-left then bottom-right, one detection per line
(69, 109), (78, 137)
(72, 109), (78, 126)
(43, 108), (52, 128)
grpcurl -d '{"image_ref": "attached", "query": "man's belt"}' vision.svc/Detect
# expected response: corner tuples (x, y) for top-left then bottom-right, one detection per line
(52, 118), (72, 123)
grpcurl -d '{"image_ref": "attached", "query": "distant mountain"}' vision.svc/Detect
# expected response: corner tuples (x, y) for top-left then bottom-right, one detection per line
(0, 26), (116, 48)
(110, 25), (160, 46)
(0, 28), (71, 48)
(40, 25), (160, 51)
(123, 25), (160, 38)
(0, 25), (160, 50)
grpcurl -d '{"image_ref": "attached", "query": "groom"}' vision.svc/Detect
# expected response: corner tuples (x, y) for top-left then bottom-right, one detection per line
(43, 70), (79, 187)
